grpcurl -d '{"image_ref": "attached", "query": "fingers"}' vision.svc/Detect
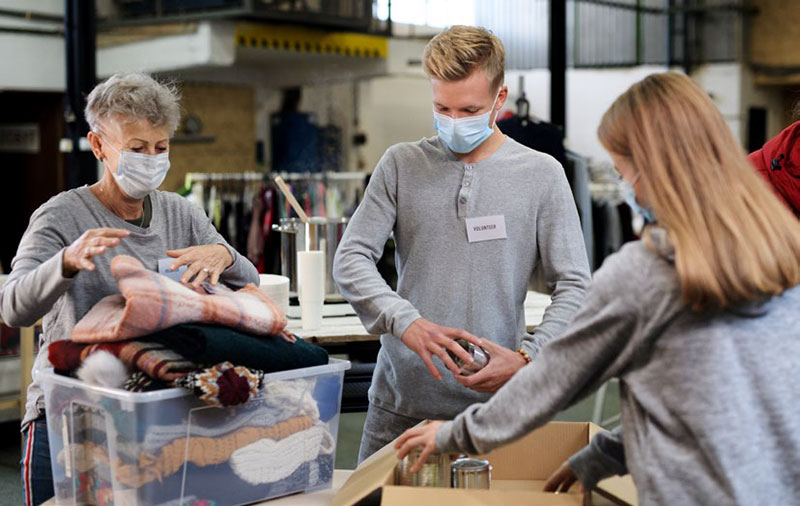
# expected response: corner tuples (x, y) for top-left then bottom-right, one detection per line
(168, 252), (194, 270)
(456, 370), (498, 393)
(89, 228), (131, 239)
(166, 248), (189, 258)
(79, 257), (96, 271)
(419, 350), (442, 380)
(410, 440), (435, 473)
(210, 269), (221, 286)
(450, 328), (483, 347)
(91, 237), (122, 249)
(430, 343), (462, 376)
(180, 261), (203, 285)
(441, 336), (474, 366)
(558, 475), (577, 493)
(191, 268), (209, 289)
(394, 426), (423, 454)
(456, 367), (487, 388)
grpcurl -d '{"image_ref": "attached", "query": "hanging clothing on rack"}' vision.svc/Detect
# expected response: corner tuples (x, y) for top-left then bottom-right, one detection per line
(497, 115), (569, 177)
(566, 151), (594, 270)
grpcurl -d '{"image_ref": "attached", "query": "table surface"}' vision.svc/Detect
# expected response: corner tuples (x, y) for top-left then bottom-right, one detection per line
(287, 291), (552, 344)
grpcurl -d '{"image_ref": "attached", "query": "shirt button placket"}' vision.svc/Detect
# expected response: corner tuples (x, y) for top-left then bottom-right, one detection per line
(458, 164), (474, 218)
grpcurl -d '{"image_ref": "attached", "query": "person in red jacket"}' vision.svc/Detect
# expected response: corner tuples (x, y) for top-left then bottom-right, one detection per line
(748, 104), (800, 216)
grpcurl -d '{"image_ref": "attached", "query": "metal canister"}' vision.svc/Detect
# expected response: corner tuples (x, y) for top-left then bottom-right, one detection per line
(450, 458), (492, 489)
(395, 449), (451, 488)
(272, 216), (349, 300)
(446, 339), (490, 376)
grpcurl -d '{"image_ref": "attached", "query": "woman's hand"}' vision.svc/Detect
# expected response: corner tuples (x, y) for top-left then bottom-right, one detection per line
(543, 461), (581, 494)
(394, 421), (444, 472)
(62, 228), (130, 277)
(167, 244), (233, 288)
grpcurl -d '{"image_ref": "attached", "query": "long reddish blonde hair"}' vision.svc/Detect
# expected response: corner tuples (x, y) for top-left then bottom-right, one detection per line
(599, 72), (800, 311)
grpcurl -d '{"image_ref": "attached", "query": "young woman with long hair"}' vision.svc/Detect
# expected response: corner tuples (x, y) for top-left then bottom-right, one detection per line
(394, 72), (800, 505)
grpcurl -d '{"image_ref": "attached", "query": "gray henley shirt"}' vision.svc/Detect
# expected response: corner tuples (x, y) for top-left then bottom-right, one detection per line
(333, 135), (591, 420)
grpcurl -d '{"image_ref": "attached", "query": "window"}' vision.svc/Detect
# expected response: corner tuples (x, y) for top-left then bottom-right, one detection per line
(376, 0), (475, 27)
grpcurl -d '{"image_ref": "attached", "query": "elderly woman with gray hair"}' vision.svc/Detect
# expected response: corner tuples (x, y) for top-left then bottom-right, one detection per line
(0, 72), (259, 505)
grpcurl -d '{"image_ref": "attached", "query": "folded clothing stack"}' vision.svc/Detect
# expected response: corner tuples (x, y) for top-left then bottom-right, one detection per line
(49, 255), (328, 407)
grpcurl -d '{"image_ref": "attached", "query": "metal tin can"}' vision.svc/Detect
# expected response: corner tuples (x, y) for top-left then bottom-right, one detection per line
(446, 339), (490, 376)
(395, 448), (451, 487)
(451, 458), (492, 489)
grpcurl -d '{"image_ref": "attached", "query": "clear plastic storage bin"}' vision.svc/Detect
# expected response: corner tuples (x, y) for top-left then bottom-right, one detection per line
(41, 359), (350, 506)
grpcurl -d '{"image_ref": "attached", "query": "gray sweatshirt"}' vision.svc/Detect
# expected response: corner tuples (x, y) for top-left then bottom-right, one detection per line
(436, 229), (800, 505)
(568, 427), (626, 490)
(333, 136), (590, 420)
(0, 186), (259, 427)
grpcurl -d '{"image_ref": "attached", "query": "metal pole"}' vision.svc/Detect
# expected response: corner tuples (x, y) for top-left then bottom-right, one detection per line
(64, 0), (98, 189)
(549, 0), (567, 130)
(682, 0), (693, 74)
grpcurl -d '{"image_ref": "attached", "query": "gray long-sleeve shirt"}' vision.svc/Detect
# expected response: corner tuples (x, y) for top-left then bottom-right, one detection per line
(568, 427), (627, 490)
(436, 230), (800, 505)
(333, 136), (590, 420)
(0, 186), (259, 427)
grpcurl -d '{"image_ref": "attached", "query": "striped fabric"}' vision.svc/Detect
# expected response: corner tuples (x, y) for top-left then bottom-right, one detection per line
(48, 340), (196, 381)
(70, 255), (286, 343)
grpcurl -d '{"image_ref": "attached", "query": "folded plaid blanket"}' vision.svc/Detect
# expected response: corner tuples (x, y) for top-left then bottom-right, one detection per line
(48, 340), (196, 381)
(71, 255), (286, 343)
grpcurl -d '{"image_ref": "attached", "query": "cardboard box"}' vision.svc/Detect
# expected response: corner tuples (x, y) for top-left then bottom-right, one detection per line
(332, 421), (637, 506)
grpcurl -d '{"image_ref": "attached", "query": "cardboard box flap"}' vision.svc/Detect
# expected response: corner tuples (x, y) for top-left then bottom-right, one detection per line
(382, 486), (583, 506)
(474, 421), (590, 480)
(330, 442), (398, 506)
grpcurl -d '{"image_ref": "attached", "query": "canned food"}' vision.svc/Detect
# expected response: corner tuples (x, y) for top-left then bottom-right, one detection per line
(446, 339), (490, 376)
(451, 458), (492, 489)
(395, 448), (452, 487)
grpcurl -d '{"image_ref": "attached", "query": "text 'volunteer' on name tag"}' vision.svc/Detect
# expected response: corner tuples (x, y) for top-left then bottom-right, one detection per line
(465, 215), (507, 243)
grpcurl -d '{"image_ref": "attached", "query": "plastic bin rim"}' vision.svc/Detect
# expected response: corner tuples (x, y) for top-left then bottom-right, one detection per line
(39, 358), (351, 403)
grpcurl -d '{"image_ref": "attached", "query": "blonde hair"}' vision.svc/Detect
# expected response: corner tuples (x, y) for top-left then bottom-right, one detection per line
(423, 25), (505, 90)
(599, 72), (800, 311)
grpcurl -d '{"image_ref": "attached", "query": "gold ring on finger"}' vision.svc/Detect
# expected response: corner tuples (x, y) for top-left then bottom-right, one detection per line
(202, 268), (210, 274)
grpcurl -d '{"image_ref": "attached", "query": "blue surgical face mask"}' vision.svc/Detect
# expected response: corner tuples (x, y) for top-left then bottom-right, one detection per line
(433, 90), (500, 154)
(621, 172), (656, 223)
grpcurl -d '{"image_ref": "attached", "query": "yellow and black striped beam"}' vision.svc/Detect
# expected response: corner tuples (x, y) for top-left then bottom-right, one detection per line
(235, 22), (388, 59)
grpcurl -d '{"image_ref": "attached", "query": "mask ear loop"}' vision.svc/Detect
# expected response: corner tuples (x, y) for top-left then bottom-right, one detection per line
(488, 88), (502, 126)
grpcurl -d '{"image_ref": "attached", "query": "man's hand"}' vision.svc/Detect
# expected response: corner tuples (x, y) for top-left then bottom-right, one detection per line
(401, 318), (482, 380)
(543, 460), (582, 494)
(456, 339), (527, 393)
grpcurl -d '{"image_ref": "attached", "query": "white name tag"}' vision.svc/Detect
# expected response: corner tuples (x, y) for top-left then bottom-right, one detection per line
(465, 215), (507, 243)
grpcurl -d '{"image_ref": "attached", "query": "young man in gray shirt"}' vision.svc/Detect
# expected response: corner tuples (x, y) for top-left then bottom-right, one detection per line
(333, 26), (591, 462)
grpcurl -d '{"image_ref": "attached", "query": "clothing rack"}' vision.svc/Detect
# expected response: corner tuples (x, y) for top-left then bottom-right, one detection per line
(185, 171), (370, 188)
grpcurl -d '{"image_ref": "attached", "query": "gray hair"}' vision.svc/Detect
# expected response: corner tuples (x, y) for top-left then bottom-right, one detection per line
(85, 72), (181, 136)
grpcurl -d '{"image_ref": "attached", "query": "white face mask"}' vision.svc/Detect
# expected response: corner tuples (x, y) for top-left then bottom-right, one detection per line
(101, 135), (170, 199)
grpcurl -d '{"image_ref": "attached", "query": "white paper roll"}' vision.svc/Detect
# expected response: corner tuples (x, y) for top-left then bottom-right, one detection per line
(301, 299), (324, 330)
(297, 250), (325, 302)
(258, 274), (290, 316)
